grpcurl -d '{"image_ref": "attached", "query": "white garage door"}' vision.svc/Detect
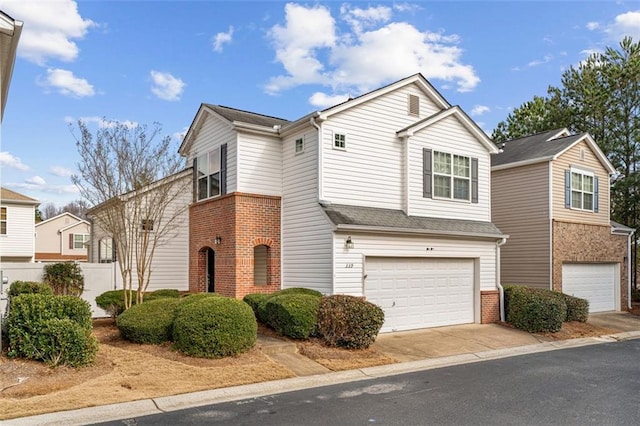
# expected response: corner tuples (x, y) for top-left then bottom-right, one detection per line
(562, 263), (616, 313)
(365, 257), (475, 332)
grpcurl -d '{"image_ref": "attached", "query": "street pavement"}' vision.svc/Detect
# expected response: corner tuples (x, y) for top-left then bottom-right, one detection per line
(5, 312), (640, 426)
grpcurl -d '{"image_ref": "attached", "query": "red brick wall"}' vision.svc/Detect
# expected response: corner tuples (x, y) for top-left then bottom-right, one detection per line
(189, 192), (281, 298)
(552, 220), (628, 309)
(481, 290), (500, 323)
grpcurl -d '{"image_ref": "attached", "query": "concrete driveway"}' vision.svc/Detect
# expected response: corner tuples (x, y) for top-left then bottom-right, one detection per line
(588, 311), (640, 332)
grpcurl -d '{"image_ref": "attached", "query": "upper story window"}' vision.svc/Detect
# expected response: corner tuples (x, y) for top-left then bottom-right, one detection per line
(197, 148), (221, 200)
(423, 149), (478, 203)
(569, 169), (596, 211)
(333, 132), (346, 150)
(141, 219), (154, 232)
(99, 237), (114, 263)
(1, 207), (6, 235)
(73, 233), (90, 249)
(295, 137), (304, 154)
(433, 151), (471, 201)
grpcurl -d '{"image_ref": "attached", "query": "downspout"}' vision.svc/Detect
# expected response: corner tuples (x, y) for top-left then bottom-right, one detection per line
(628, 230), (635, 310)
(496, 237), (508, 322)
(309, 113), (322, 201)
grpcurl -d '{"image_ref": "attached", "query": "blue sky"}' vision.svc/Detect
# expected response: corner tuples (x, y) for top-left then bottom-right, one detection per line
(1, 0), (640, 208)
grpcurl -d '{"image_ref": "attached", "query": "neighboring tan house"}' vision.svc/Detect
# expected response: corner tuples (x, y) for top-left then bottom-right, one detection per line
(180, 73), (507, 332)
(35, 212), (90, 262)
(87, 170), (191, 291)
(491, 129), (635, 313)
(0, 10), (22, 122)
(0, 187), (38, 262)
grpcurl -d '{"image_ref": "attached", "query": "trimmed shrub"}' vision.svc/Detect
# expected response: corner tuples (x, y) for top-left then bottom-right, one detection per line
(116, 298), (182, 344)
(147, 289), (181, 300)
(42, 262), (85, 296)
(316, 295), (385, 349)
(40, 318), (98, 367)
(265, 294), (320, 339)
(561, 293), (589, 322)
(6, 293), (95, 366)
(95, 289), (137, 318)
(243, 293), (271, 323)
(173, 297), (257, 358)
(504, 285), (567, 333)
(8, 281), (53, 299)
(276, 287), (323, 298)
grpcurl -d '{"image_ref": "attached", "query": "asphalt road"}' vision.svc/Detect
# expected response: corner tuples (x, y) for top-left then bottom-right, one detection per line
(97, 339), (640, 426)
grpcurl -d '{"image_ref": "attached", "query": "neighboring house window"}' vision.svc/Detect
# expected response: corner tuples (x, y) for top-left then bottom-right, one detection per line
(254, 245), (268, 286)
(567, 169), (597, 212)
(295, 137), (304, 154)
(333, 132), (346, 150)
(433, 151), (470, 201)
(141, 219), (154, 231)
(99, 237), (114, 263)
(197, 148), (221, 200)
(70, 233), (89, 249)
(0, 207), (6, 235)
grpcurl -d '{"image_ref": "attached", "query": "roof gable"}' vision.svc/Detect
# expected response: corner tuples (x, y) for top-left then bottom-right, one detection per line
(491, 129), (615, 174)
(1, 11), (22, 121)
(317, 74), (450, 120)
(397, 106), (498, 154)
(36, 212), (87, 228)
(179, 104), (289, 155)
(1, 187), (38, 205)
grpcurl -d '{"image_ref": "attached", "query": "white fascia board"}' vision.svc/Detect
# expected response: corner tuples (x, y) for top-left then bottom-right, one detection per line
(335, 224), (508, 241)
(491, 156), (553, 171)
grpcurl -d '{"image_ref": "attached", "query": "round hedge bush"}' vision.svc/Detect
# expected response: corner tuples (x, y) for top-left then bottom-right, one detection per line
(96, 289), (137, 318)
(242, 293), (271, 323)
(146, 289), (181, 301)
(173, 297), (257, 358)
(276, 287), (323, 298)
(504, 286), (567, 333)
(316, 295), (385, 349)
(265, 293), (320, 339)
(41, 318), (98, 367)
(8, 281), (53, 299)
(116, 298), (182, 344)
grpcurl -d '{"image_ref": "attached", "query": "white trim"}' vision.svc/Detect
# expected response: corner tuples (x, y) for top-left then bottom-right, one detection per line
(549, 162), (554, 289)
(552, 133), (616, 174)
(568, 167), (595, 212)
(332, 130), (347, 151)
(492, 156), (554, 171)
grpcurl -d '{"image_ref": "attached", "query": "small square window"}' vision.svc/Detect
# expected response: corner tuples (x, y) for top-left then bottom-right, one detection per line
(334, 133), (346, 150)
(295, 138), (304, 154)
(141, 219), (154, 231)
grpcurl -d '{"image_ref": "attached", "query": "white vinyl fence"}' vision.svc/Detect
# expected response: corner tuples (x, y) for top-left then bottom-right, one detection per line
(0, 262), (119, 318)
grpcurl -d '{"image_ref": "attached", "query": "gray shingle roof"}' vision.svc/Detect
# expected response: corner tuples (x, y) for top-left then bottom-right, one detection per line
(205, 104), (290, 128)
(322, 204), (505, 238)
(491, 129), (584, 167)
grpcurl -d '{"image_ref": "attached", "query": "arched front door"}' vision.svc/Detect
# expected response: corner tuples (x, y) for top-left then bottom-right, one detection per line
(206, 247), (215, 293)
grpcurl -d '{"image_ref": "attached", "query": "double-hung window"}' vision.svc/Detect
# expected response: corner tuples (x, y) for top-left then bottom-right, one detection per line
(197, 148), (221, 200)
(570, 170), (595, 211)
(433, 151), (471, 201)
(73, 234), (89, 249)
(1, 207), (6, 235)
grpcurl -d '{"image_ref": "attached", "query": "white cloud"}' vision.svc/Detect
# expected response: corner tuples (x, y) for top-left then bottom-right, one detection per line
(50, 166), (74, 177)
(7, 182), (79, 195)
(265, 4), (479, 97)
(308, 92), (350, 108)
(586, 21), (600, 31)
(527, 54), (553, 67)
(26, 175), (46, 185)
(0, 151), (29, 171)
(73, 116), (139, 129)
(38, 68), (95, 97)
(213, 26), (234, 52)
(605, 11), (640, 40)
(471, 105), (490, 116)
(2, 0), (95, 65)
(150, 70), (185, 101)
(172, 127), (189, 142)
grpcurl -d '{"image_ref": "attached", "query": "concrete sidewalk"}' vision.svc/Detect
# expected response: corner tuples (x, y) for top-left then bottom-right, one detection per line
(6, 312), (640, 426)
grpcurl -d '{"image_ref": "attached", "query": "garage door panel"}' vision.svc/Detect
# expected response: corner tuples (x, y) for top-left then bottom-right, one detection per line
(562, 264), (616, 313)
(366, 257), (474, 332)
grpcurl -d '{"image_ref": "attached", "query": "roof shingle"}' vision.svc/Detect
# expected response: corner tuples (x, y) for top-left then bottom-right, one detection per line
(491, 129), (584, 167)
(205, 104), (290, 128)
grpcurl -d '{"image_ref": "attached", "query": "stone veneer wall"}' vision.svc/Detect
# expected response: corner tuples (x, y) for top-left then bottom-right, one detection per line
(189, 192), (281, 298)
(552, 220), (628, 309)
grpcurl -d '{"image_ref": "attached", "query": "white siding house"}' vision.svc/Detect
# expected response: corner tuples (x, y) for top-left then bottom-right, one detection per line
(0, 187), (38, 262)
(35, 212), (90, 261)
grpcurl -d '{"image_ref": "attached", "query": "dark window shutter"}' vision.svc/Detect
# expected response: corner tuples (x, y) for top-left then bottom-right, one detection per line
(565, 170), (571, 208)
(594, 176), (599, 213)
(471, 157), (479, 204)
(423, 148), (432, 198)
(192, 157), (198, 202)
(69, 233), (74, 249)
(220, 143), (228, 195)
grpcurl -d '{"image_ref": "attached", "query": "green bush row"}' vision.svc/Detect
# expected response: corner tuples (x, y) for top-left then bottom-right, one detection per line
(114, 294), (256, 358)
(95, 288), (182, 318)
(504, 285), (589, 333)
(243, 289), (384, 348)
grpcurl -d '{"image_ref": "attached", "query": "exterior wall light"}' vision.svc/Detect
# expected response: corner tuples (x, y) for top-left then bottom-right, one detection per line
(214, 235), (222, 245)
(345, 236), (354, 249)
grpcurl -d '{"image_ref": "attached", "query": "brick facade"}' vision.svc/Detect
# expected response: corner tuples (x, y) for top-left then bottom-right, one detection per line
(552, 220), (628, 309)
(189, 192), (281, 299)
(480, 290), (500, 323)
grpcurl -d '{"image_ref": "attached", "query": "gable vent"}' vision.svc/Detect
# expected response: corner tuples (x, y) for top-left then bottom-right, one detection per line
(408, 94), (419, 116)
